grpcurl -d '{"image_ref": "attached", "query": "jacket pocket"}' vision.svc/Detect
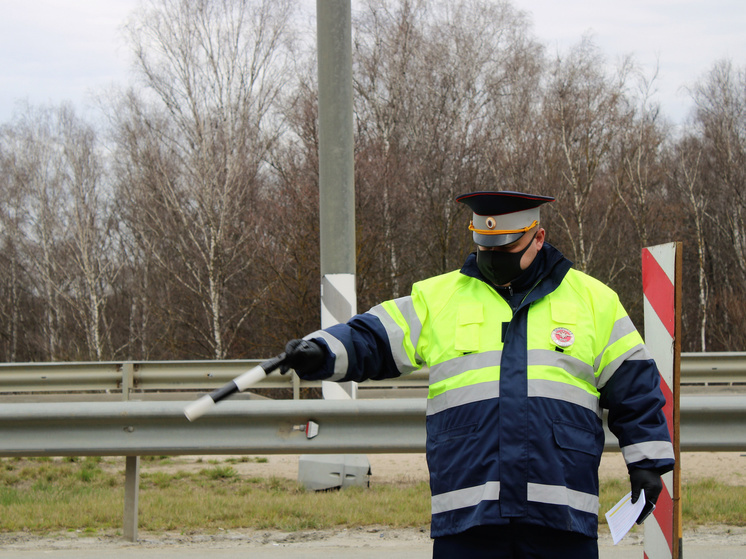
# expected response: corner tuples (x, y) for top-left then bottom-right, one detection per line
(433, 422), (479, 443)
(551, 299), (577, 324)
(455, 303), (483, 353)
(553, 420), (601, 457)
(552, 420), (603, 500)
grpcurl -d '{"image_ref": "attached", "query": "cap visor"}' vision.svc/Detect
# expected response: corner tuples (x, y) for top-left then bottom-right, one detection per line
(474, 231), (525, 247)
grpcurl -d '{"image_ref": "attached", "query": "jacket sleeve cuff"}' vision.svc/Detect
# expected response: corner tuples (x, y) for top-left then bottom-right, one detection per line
(622, 440), (675, 473)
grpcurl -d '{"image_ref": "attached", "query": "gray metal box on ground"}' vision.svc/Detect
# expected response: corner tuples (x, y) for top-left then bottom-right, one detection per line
(298, 454), (371, 491)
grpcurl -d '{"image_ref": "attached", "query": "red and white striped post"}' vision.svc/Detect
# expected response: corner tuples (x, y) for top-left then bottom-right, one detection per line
(641, 242), (682, 559)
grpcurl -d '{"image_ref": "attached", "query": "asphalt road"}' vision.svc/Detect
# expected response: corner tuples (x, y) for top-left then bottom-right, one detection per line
(1, 541), (743, 558)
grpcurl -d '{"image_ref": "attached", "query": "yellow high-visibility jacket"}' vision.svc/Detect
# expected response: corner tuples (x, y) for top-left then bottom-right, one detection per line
(306, 244), (674, 538)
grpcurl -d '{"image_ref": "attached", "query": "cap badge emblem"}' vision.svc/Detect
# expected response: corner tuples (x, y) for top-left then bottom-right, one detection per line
(485, 217), (497, 229)
(550, 327), (574, 348)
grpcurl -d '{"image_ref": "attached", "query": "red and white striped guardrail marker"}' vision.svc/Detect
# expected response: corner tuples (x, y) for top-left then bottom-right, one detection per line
(642, 243), (682, 559)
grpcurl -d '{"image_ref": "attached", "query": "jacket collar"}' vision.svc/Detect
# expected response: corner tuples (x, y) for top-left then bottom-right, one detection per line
(460, 242), (573, 303)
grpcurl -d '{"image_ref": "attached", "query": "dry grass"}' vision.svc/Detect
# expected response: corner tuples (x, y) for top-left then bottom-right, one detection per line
(0, 457), (430, 533)
(0, 457), (743, 534)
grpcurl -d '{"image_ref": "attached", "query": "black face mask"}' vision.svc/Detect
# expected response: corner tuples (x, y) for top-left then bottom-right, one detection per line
(476, 232), (537, 286)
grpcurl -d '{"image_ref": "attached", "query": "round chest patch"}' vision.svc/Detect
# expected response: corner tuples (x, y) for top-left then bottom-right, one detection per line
(550, 327), (575, 348)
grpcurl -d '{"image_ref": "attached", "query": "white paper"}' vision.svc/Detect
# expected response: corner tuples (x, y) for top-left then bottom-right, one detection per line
(604, 490), (646, 545)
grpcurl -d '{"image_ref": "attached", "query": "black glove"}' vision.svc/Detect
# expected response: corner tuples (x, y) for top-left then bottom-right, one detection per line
(630, 468), (663, 523)
(280, 339), (326, 378)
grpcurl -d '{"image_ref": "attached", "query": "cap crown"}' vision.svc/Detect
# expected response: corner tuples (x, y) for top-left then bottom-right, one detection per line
(456, 191), (554, 247)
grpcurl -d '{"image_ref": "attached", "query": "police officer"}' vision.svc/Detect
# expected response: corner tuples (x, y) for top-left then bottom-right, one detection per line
(283, 191), (674, 558)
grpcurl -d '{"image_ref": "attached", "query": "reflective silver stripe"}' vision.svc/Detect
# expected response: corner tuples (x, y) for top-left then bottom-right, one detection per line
(596, 315), (639, 370)
(306, 330), (349, 381)
(428, 379), (599, 417)
(596, 344), (652, 389)
(429, 351), (502, 384)
(431, 481), (501, 515)
(431, 481), (598, 516)
(528, 349), (595, 386)
(527, 379), (601, 417)
(621, 440), (675, 465)
(427, 380), (499, 416)
(367, 303), (421, 374)
(593, 316), (639, 372)
(393, 296), (423, 364)
(527, 483), (599, 515)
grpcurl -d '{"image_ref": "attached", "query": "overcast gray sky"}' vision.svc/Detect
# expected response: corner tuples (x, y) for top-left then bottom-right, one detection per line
(1, 0), (744, 126)
(515, 0), (746, 126)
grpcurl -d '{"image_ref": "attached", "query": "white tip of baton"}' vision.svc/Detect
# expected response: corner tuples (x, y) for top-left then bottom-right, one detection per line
(184, 394), (215, 422)
(233, 365), (268, 392)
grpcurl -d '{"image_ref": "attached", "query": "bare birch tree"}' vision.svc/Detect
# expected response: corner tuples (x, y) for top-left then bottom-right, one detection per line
(612, 65), (668, 250)
(117, 0), (297, 359)
(689, 59), (746, 349)
(1, 107), (67, 360)
(56, 106), (118, 360)
(693, 59), (746, 284)
(668, 136), (709, 350)
(542, 37), (629, 275)
(1, 105), (117, 360)
(0, 126), (31, 361)
(353, 0), (426, 299)
(353, 0), (541, 305)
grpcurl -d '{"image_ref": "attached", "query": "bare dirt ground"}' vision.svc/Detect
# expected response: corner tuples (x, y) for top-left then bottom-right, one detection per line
(155, 450), (745, 487)
(0, 452), (744, 554)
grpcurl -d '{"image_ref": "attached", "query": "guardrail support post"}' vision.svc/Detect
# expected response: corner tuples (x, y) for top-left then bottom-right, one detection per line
(121, 361), (135, 400)
(123, 455), (140, 541)
(121, 362), (140, 542)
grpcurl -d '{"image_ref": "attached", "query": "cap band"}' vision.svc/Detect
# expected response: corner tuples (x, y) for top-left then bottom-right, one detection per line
(468, 219), (538, 237)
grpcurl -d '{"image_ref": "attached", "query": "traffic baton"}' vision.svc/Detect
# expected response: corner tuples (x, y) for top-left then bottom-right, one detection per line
(183, 353), (287, 421)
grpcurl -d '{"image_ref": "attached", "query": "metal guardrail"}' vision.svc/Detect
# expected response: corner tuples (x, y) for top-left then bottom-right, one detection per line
(679, 352), (746, 384)
(0, 399), (422, 457)
(0, 396), (744, 457)
(0, 352), (744, 396)
(1, 391), (743, 541)
(0, 360), (277, 393)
